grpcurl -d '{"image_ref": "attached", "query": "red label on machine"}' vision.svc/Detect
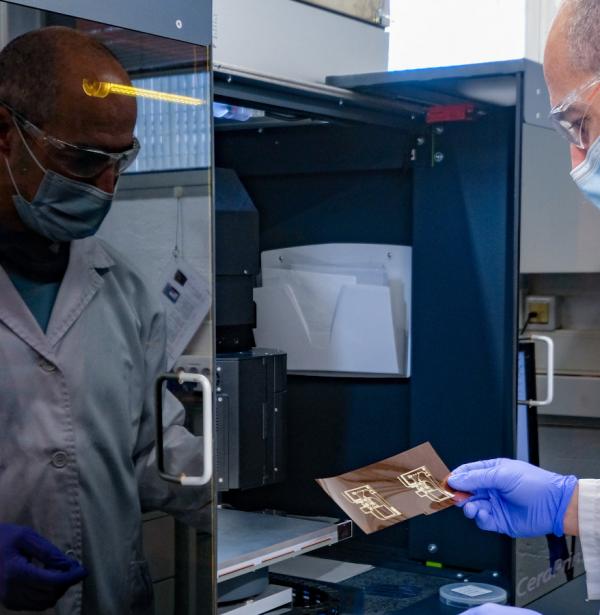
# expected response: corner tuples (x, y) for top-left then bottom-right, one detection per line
(426, 103), (476, 124)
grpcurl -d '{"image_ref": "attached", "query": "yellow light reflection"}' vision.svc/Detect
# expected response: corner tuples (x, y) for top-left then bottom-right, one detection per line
(82, 79), (204, 106)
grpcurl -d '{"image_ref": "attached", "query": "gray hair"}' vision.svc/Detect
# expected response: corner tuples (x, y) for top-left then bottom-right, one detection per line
(563, 0), (600, 73)
(0, 26), (119, 126)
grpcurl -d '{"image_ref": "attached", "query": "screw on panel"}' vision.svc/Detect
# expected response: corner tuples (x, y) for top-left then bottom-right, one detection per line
(217, 366), (222, 372)
(218, 478), (224, 483)
(218, 397), (223, 403)
(258, 128), (264, 134)
(175, 19), (183, 29)
(536, 88), (542, 95)
(387, 252), (392, 259)
(434, 152), (445, 163)
(243, 269), (249, 275)
(434, 126), (444, 135)
(411, 114), (416, 120)
(417, 137), (426, 146)
(338, 100), (344, 106)
(226, 75), (232, 83)
(274, 408), (279, 413)
(216, 387), (221, 393)
(427, 543), (438, 554)
(492, 571), (500, 578)
(456, 573), (464, 579)
(274, 467), (279, 472)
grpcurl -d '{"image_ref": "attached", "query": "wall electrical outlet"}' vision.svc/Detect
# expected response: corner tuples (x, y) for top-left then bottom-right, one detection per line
(524, 295), (559, 331)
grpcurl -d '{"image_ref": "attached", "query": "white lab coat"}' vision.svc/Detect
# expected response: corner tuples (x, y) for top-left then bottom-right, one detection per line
(579, 480), (600, 600)
(0, 237), (210, 615)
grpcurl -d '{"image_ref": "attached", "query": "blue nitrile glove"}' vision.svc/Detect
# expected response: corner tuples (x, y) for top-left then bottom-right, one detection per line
(448, 459), (578, 538)
(461, 605), (540, 614)
(0, 524), (88, 611)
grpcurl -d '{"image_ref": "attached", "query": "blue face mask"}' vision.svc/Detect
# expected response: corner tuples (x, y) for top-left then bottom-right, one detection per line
(4, 121), (115, 242)
(571, 136), (600, 210)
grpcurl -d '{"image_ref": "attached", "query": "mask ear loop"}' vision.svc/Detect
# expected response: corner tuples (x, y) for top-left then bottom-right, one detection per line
(3, 117), (48, 201)
(2, 154), (24, 200)
(12, 118), (47, 174)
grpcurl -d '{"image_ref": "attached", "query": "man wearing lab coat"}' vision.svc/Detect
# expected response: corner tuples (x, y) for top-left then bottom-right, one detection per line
(0, 26), (209, 613)
(450, 1), (600, 613)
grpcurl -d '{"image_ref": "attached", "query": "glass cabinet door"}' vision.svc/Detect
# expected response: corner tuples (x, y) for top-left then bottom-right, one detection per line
(0, 3), (215, 613)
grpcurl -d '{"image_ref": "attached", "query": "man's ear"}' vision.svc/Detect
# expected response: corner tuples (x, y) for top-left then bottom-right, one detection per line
(0, 106), (14, 155)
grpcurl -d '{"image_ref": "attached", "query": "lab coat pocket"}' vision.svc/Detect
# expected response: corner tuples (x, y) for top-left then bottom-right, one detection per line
(128, 559), (154, 615)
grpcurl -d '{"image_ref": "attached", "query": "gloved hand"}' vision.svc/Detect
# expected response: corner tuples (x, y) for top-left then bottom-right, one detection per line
(0, 524), (88, 611)
(448, 459), (578, 538)
(461, 604), (540, 614)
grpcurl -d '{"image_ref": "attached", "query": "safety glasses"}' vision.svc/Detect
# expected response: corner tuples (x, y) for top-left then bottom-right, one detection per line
(0, 101), (140, 178)
(549, 75), (600, 149)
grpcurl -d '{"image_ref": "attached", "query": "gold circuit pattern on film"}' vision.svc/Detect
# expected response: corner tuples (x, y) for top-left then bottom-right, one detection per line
(398, 466), (453, 503)
(343, 485), (403, 521)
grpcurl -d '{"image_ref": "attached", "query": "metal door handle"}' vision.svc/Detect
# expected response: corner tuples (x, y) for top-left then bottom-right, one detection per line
(518, 335), (554, 407)
(155, 371), (213, 486)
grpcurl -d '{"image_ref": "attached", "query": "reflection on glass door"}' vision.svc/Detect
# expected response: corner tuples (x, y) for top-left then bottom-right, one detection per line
(0, 4), (214, 614)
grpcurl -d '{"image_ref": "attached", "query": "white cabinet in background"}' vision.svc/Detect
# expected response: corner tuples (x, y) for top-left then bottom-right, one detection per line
(536, 375), (600, 418)
(520, 123), (600, 273)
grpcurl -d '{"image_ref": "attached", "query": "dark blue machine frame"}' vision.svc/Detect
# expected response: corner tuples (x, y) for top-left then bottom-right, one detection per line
(218, 61), (528, 602)
(0, 0), (537, 598)
(409, 106), (518, 574)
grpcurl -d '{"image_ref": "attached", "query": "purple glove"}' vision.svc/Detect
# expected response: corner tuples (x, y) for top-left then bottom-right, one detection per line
(0, 524), (88, 611)
(448, 459), (578, 538)
(461, 605), (540, 614)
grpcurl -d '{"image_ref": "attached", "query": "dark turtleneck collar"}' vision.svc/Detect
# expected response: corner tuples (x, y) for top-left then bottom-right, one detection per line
(0, 225), (70, 283)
